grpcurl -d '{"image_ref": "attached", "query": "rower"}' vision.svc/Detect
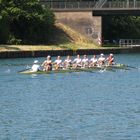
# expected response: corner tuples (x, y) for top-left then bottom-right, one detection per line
(81, 55), (89, 67)
(31, 60), (41, 72)
(54, 56), (63, 70)
(41, 55), (52, 71)
(89, 55), (97, 67)
(98, 53), (106, 66)
(106, 53), (115, 65)
(63, 55), (72, 69)
(72, 54), (82, 68)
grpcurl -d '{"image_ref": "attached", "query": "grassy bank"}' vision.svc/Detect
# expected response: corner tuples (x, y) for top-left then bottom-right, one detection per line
(0, 43), (122, 52)
(0, 43), (100, 52)
(0, 23), (119, 52)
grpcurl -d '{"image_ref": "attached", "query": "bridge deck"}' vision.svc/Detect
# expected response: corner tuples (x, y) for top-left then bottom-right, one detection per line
(92, 8), (140, 16)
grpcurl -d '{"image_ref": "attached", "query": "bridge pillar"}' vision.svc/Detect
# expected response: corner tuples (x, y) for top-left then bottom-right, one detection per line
(54, 11), (102, 46)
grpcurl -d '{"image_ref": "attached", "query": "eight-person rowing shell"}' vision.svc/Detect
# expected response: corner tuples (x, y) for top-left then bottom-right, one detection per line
(31, 53), (116, 72)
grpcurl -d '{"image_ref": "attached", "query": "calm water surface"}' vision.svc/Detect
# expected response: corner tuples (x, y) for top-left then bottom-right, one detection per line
(0, 54), (140, 140)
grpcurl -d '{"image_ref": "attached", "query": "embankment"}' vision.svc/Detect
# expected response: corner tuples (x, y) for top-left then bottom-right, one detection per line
(0, 47), (140, 59)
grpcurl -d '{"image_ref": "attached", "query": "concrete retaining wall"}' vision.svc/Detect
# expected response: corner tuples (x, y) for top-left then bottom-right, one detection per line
(54, 11), (102, 45)
(0, 47), (140, 59)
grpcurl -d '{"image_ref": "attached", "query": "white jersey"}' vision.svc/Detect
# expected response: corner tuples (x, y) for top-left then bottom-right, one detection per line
(82, 58), (89, 63)
(65, 59), (72, 63)
(55, 59), (62, 65)
(98, 57), (105, 62)
(46, 60), (52, 64)
(31, 64), (40, 72)
(90, 58), (97, 63)
(73, 58), (81, 64)
(43, 60), (52, 65)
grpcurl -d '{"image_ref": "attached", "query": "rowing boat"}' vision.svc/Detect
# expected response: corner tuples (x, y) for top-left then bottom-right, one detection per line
(19, 64), (128, 74)
(19, 64), (129, 74)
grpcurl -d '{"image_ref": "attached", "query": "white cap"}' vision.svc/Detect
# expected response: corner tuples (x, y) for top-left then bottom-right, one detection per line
(110, 53), (113, 56)
(47, 55), (51, 58)
(34, 60), (39, 64)
(100, 53), (104, 56)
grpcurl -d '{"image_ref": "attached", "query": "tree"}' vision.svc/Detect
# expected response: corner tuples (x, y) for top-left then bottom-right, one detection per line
(0, 0), (55, 44)
(102, 16), (140, 42)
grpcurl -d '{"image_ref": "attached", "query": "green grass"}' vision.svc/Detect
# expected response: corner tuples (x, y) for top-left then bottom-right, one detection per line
(0, 23), (101, 52)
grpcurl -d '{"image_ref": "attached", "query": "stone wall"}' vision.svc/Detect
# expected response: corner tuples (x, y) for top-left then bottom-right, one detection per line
(1, 47), (140, 58)
(54, 11), (102, 45)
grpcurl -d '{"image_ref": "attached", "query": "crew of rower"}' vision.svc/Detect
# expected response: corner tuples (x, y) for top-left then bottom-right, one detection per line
(31, 53), (115, 72)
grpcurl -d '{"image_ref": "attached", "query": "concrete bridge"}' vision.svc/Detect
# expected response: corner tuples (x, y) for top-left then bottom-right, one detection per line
(40, 0), (140, 45)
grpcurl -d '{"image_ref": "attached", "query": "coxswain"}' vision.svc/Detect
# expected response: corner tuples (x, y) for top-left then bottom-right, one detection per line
(31, 60), (41, 72)
(41, 55), (52, 71)
(63, 55), (72, 69)
(81, 55), (89, 67)
(89, 55), (98, 67)
(72, 54), (82, 68)
(54, 56), (63, 70)
(107, 53), (115, 65)
(98, 53), (106, 66)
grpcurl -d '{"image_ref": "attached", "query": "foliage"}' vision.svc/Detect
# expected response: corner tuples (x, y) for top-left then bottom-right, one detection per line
(0, 0), (55, 44)
(102, 16), (140, 41)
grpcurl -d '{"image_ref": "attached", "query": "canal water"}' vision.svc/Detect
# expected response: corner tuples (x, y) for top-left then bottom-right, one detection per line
(0, 54), (140, 140)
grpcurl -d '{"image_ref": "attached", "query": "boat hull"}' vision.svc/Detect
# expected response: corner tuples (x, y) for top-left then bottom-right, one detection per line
(19, 64), (128, 74)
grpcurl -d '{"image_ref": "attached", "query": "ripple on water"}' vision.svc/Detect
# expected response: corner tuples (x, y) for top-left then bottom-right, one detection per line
(0, 55), (140, 140)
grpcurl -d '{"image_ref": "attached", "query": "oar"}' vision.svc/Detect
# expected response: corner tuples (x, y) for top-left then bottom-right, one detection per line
(75, 67), (95, 73)
(126, 65), (139, 69)
(18, 68), (31, 73)
(97, 65), (116, 72)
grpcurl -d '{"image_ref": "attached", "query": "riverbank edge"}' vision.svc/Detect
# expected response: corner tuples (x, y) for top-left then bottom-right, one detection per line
(0, 47), (140, 59)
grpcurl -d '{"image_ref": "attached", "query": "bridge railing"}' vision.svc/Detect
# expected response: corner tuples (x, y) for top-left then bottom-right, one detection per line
(95, 0), (107, 8)
(119, 39), (140, 47)
(104, 1), (140, 8)
(40, 1), (97, 9)
(40, 0), (140, 9)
